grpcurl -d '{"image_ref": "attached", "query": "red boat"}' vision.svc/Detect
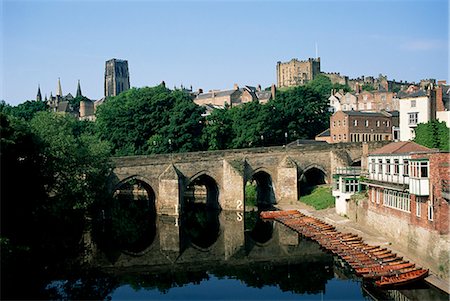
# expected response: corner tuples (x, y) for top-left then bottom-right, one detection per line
(375, 269), (429, 288)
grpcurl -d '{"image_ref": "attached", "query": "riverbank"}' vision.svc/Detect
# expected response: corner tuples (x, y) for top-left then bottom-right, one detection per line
(277, 202), (450, 295)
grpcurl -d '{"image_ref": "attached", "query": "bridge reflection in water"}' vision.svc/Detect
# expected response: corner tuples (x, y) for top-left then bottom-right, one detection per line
(91, 203), (336, 298)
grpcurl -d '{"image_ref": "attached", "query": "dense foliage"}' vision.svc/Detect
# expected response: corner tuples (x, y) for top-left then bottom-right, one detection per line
(1, 110), (112, 299)
(414, 120), (449, 151)
(95, 85), (205, 155)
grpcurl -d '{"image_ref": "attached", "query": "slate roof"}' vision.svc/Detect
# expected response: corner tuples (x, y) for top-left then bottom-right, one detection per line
(370, 141), (431, 155)
(315, 128), (330, 137)
(341, 111), (387, 117)
(195, 89), (239, 100)
(256, 91), (272, 100)
(397, 90), (428, 99)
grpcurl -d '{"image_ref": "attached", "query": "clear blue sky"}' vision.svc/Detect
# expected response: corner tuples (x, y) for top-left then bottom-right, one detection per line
(1, 0), (448, 105)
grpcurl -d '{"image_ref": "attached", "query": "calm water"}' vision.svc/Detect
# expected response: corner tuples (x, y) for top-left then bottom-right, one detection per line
(38, 208), (448, 301)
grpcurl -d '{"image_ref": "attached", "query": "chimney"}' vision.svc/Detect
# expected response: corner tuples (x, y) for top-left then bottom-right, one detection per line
(234, 83), (239, 90)
(271, 84), (277, 100)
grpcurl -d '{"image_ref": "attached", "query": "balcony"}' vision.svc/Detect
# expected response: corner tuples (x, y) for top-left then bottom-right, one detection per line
(409, 177), (429, 196)
(334, 167), (361, 176)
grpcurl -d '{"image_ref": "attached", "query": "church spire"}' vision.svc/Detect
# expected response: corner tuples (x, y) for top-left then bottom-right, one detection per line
(56, 78), (63, 96)
(76, 79), (82, 98)
(36, 84), (42, 101)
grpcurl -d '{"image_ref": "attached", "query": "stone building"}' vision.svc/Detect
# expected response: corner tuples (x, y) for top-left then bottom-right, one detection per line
(276, 57), (321, 88)
(104, 58), (130, 97)
(194, 84), (275, 108)
(329, 111), (394, 143)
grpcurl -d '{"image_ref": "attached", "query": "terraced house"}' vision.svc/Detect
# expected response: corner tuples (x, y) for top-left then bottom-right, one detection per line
(362, 141), (449, 235)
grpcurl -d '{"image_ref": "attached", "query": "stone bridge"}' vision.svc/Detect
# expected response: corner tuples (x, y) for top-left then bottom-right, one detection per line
(111, 142), (385, 215)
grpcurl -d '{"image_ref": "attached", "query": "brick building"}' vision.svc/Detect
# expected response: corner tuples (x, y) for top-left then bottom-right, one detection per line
(329, 111), (394, 143)
(363, 141), (449, 234)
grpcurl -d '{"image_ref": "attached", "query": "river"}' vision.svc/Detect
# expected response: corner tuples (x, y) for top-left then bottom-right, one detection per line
(5, 205), (447, 300)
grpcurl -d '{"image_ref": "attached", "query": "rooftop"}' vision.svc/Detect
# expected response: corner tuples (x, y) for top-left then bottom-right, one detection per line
(370, 141), (431, 156)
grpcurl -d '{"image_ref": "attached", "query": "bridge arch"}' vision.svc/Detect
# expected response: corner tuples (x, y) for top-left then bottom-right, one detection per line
(184, 171), (221, 210)
(298, 164), (328, 196)
(103, 175), (157, 255)
(245, 168), (276, 209)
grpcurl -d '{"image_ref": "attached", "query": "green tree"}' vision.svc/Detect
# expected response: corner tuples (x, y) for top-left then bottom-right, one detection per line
(305, 74), (333, 99)
(30, 111), (112, 211)
(5, 100), (48, 121)
(361, 83), (375, 91)
(201, 106), (233, 150)
(275, 86), (330, 140)
(96, 85), (205, 155)
(414, 120), (449, 151)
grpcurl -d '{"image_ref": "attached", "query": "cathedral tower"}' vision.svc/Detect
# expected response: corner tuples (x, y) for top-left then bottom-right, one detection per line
(36, 84), (42, 101)
(104, 58), (130, 97)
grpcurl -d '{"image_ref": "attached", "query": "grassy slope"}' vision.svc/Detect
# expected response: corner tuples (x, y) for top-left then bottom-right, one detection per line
(299, 185), (334, 210)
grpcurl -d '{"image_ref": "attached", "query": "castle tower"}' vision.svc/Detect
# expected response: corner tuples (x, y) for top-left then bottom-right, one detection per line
(276, 57), (321, 88)
(36, 85), (42, 102)
(104, 58), (130, 97)
(76, 80), (82, 98)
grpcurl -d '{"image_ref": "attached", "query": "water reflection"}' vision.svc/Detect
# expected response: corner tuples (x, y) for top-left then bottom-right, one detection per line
(5, 206), (448, 301)
(180, 203), (221, 250)
(245, 209), (274, 245)
(94, 179), (157, 255)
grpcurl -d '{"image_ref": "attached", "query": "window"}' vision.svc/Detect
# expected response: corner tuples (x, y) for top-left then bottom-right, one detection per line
(333, 135), (336, 141)
(338, 134), (341, 140)
(411, 99), (416, 107)
(386, 159), (391, 175)
(394, 159), (399, 175)
(416, 198), (421, 217)
(387, 120), (390, 127)
(343, 134), (347, 140)
(376, 120), (380, 127)
(344, 179), (359, 193)
(365, 120), (369, 127)
(383, 189), (411, 212)
(378, 159), (383, 174)
(376, 189), (380, 204)
(410, 160), (429, 178)
(371, 159), (376, 173)
(428, 200), (433, 221)
(338, 120), (341, 127)
(371, 188), (375, 203)
(403, 160), (409, 176)
(333, 121), (336, 127)
(353, 120), (358, 127)
(408, 112), (418, 125)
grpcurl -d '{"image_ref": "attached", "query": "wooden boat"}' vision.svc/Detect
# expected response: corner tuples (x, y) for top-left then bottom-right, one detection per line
(355, 262), (414, 275)
(375, 269), (428, 288)
(363, 267), (418, 280)
(349, 258), (404, 270)
(355, 262), (413, 275)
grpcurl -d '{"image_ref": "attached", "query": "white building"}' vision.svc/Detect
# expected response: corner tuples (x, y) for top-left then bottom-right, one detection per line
(398, 90), (431, 141)
(332, 167), (361, 216)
